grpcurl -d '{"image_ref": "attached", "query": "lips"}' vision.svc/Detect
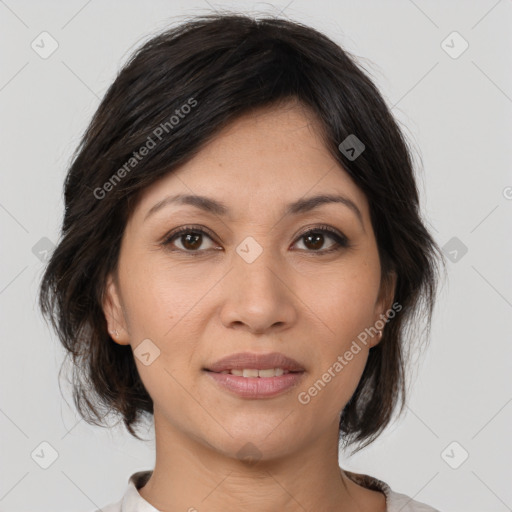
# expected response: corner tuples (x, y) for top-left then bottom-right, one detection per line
(204, 351), (305, 373)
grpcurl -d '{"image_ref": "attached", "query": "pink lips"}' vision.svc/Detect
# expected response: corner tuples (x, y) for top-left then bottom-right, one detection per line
(204, 351), (305, 373)
(203, 351), (305, 399)
(205, 371), (305, 398)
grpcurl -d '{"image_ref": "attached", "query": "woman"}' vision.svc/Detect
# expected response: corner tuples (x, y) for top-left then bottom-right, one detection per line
(39, 13), (445, 512)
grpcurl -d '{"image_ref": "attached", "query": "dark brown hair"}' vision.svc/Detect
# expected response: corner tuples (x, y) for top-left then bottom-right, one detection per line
(39, 13), (445, 454)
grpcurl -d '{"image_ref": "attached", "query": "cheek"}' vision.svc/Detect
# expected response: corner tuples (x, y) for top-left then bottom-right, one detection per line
(133, 356), (206, 442)
(309, 258), (381, 343)
(120, 254), (208, 342)
(119, 255), (207, 389)
(298, 260), (379, 414)
(299, 315), (371, 422)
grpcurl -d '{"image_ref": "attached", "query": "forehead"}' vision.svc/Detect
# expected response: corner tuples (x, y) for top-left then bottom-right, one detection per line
(131, 103), (369, 225)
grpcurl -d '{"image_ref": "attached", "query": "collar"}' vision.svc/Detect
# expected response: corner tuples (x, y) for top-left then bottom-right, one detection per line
(121, 469), (396, 511)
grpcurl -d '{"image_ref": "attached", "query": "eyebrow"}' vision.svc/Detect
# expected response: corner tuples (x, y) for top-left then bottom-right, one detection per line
(144, 192), (364, 228)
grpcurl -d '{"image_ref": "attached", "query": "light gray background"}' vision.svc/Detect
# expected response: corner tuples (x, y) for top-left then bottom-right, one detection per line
(1, 1), (511, 511)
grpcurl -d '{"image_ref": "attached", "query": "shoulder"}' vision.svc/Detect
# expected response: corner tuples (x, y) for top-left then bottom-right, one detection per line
(344, 470), (441, 512)
(89, 470), (153, 512)
(89, 499), (123, 512)
(386, 488), (441, 512)
(89, 500), (122, 512)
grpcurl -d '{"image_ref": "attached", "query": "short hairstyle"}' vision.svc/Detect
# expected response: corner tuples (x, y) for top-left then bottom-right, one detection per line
(39, 13), (445, 453)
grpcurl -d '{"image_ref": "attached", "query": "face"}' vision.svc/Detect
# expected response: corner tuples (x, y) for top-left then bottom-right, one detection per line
(103, 101), (396, 462)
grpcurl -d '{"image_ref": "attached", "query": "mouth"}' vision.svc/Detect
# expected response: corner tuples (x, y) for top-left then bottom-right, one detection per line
(202, 351), (306, 398)
(204, 368), (303, 377)
(203, 368), (305, 399)
(203, 351), (305, 374)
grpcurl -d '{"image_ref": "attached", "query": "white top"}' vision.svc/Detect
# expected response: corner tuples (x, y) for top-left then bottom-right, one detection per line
(94, 470), (441, 512)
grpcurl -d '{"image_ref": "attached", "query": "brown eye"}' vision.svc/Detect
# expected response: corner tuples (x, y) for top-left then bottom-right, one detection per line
(162, 226), (218, 254)
(179, 232), (203, 251)
(302, 232), (326, 250)
(293, 226), (349, 254)
(161, 225), (349, 256)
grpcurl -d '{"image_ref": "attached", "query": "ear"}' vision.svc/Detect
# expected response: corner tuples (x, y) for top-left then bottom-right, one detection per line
(370, 270), (398, 347)
(102, 272), (130, 346)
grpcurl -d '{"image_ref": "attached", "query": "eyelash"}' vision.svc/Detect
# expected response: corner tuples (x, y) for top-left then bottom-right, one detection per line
(160, 224), (350, 256)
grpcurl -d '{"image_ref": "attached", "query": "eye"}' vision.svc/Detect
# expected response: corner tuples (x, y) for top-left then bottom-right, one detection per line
(292, 225), (349, 254)
(161, 225), (219, 255)
(161, 224), (349, 255)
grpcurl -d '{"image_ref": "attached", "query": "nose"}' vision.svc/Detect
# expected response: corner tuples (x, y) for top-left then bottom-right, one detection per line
(219, 242), (298, 334)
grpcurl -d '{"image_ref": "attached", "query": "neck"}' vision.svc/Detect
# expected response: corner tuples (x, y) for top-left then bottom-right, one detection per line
(137, 412), (383, 512)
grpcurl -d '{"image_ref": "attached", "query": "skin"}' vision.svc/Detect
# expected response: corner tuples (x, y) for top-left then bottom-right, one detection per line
(103, 99), (395, 512)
